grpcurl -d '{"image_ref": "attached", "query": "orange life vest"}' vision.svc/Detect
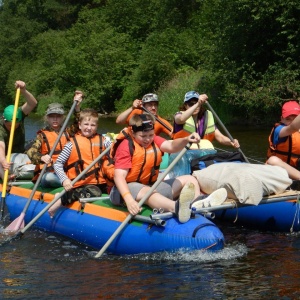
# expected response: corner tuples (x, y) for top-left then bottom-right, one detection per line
(32, 129), (69, 182)
(172, 110), (215, 142)
(267, 123), (300, 169)
(102, 128), (163, 186)
(65, 133), (106, 188)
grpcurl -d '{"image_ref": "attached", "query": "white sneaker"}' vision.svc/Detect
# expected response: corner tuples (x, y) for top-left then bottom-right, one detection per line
(191, 188), (227, 210)
(176, 182), (195, 223)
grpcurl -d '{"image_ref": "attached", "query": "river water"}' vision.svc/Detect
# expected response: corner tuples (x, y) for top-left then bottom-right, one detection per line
(0, 116), (300, 299)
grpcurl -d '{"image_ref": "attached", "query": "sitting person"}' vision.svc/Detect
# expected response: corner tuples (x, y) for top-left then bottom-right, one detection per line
(109, 113), (227, 223)
(0, 80), (37, 179)
(173, 91), (240, 148)
(26, 91), (83, 188)
(49, 108), (110, 217)
(169, 90), (240, 177)
(116, 93), (173, 138)
(266, 100), (300, 180)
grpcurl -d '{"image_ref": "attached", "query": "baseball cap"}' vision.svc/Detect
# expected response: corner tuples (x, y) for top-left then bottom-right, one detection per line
(184, 91), (199, 103)
(282, 101), (300, 118)
(3, 105), (22, 122)
(142, 93), (158, 103)
(46, 103), (65, 115)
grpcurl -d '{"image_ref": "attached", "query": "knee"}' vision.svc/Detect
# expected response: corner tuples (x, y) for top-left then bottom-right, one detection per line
(267, 156), (282, 166)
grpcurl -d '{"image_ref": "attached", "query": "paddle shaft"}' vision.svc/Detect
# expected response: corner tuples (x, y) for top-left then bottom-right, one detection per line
(149, 194), (300, 220)
(205, 101), (250, 163)
(20, 100), (79, 217)
(19, 145), (112, 235)
(0, 88), (21, 220)
(141, 106), (172, 132)
(94, 142), (192, 258)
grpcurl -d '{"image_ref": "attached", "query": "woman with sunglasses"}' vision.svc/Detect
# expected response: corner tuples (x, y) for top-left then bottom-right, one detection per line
(167, 91), (240, 178)
(173, 91), (239, 148)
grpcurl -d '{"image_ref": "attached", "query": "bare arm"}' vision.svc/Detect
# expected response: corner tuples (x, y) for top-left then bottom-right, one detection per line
(279, 114), (300, 137)
(160, 133), (200, 153)
(15, 81), (37, 116)
(116, 99), (142, 124)
(214, 128), (240, 148)
(0, 141), (11, 170)
(74, 90), (84, 112)
(174, 94), (208, 124)
(114, 168), (141, 215)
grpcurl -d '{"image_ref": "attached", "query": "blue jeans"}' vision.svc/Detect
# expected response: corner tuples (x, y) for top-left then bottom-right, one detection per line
(40, 172), (62, 188)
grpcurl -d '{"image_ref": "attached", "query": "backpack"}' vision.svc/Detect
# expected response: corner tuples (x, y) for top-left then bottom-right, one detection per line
(191, 151), (245, 171)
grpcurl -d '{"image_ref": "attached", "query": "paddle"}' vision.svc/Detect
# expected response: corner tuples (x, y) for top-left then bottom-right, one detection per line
(149, 192), (300, 220)
(141, 106), (172, 133)
(0, 88), (21, 220)
(94, 141), (192, 258)
(205, 101), (250, 163)
(15, 145), (112, 237)
(5, 100), (79, 231)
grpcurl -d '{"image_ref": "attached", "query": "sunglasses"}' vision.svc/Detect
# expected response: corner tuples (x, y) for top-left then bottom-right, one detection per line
(186, 100), (198, 107)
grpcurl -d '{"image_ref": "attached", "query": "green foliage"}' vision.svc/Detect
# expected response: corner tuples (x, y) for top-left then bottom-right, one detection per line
(1, 0), (300, 125)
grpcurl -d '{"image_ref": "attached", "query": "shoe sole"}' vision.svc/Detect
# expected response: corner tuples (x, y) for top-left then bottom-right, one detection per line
(178, 182), (195, 223)
(192, 188), (227, 210)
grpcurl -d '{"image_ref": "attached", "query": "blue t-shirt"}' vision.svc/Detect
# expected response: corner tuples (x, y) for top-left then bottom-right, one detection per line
(273, 124), (288, 145)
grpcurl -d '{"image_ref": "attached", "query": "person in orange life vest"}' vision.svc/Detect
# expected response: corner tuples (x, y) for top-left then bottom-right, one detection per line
(0, 80), (37, 180)
(115, 93), (173, 138)
(110, 113), (203, 223)
(173, 91), (240, 148)
(266, 100), (300, 180)
(26, 91), (83, 188)
(49, 108), (111, 218)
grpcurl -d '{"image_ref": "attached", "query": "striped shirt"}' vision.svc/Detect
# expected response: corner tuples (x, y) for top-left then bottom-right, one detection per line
(53, 141), (73, 184)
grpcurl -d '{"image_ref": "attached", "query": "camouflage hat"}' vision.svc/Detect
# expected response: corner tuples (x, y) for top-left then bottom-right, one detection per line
(3, 105), (22, 122)
(142, 93), (159, 103)
(46, 103), (65, 115)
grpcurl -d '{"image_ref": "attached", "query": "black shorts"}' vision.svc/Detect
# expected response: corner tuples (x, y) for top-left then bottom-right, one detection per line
(61, 183), (107, 206)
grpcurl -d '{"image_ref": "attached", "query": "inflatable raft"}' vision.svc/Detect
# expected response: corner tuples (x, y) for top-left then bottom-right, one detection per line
(2, 183), (225, 255)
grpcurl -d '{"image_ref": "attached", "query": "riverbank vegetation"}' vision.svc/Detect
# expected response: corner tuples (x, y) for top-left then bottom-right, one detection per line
(0, 0), (300, 125)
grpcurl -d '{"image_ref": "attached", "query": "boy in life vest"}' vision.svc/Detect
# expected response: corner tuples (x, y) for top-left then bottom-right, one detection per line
(109, 113), (227, 223)
(266, 100), (300, 180)
(26, 91), (83, 187)
(0, 81), (37, 180)
(115, 93), (173, 138)
(49, 108), (111, 217)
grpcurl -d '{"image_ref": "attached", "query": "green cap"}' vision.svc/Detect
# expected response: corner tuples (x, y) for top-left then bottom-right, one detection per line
(3, 105), (22, 122)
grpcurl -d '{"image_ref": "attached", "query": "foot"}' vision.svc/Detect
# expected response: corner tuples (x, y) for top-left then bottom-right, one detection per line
(48, 198), (62, 218)
(192, 188), (227, 210)
(176, 182), (195, 223)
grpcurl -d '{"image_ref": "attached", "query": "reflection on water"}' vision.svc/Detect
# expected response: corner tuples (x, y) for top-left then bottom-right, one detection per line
(1, 227), (299, 299)
(0, 117), (299, 299)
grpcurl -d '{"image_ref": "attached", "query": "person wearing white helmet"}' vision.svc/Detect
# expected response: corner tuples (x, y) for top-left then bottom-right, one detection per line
(116, 93), (173, 138)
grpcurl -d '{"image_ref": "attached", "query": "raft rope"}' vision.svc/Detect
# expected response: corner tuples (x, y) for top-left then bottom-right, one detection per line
(290, 193), (300, 233)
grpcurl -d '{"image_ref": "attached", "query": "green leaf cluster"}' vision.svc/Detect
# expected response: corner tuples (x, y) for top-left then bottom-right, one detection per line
(0, 0), (300, 124)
